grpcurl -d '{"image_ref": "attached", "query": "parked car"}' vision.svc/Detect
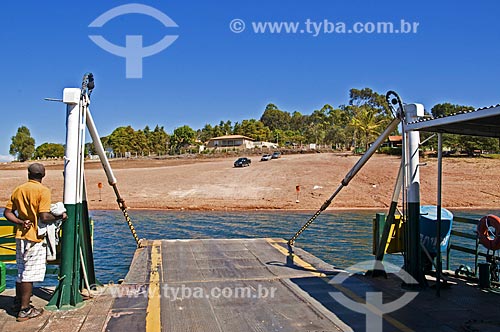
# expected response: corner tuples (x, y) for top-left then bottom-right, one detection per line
(234, 157), (251, 167)
(271, 151), (281, 159)
(261, 154), (272, 161)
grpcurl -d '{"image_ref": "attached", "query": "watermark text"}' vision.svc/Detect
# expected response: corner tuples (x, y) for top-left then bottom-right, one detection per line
(101, 283), (277, 301)
(230, 18), (419, 36)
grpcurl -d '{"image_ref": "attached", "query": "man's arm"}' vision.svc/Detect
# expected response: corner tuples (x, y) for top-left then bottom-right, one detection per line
(39, 212), (56, 222)
(4, 208), (24, 225)
(39, 212), (68, 222)
(3, 208), (31, 230)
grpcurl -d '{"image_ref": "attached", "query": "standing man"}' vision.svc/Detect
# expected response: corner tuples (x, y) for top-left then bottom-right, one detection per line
(3, 163), (66, 321)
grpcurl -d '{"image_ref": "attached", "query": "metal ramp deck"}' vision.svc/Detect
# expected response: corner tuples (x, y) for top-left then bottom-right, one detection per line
(106, 238), (350, 332)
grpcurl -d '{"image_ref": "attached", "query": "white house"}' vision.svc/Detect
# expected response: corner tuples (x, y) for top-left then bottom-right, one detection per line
(206, 135), (255, 149)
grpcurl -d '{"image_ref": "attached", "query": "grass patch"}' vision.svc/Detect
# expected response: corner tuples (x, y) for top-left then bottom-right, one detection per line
(480, 154), (500, 159)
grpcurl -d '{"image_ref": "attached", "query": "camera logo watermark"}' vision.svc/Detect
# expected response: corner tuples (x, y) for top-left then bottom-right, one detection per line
(88, 3), (179, 79)
(230, 18), (419, 36)
(329, 260), (418, 332)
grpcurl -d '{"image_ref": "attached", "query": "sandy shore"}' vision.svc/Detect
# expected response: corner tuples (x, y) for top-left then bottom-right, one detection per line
(0, 153), (499, 211)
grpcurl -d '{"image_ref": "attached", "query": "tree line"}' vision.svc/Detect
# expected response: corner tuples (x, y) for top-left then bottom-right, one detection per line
(9, 88), (499, 161)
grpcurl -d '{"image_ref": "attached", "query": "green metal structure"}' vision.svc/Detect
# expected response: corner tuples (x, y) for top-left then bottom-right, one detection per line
(47, 76), (98, 309)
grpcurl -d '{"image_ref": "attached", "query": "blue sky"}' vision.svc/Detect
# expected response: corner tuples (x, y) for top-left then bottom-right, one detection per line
(0, 0), (499, 161)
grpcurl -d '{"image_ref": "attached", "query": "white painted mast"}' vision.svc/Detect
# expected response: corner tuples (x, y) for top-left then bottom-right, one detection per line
(62, 88), (84, 205)
(403, 103), (425, 286)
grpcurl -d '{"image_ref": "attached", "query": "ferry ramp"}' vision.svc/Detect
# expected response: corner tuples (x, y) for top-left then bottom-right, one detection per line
(107, 238), (351, 332)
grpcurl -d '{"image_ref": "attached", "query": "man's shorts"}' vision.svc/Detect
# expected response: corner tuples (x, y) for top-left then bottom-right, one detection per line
(16, 239), (46, 283)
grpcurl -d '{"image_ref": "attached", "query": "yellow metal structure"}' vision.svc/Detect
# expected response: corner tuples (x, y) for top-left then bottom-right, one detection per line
(0, 218), (16, 263)
(0, 217), (64, 265)
(385, 215), (405, 254)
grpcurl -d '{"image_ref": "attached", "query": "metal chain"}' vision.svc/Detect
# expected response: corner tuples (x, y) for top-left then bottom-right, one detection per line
(288, 195), (335, 247)
(288, 209), (323, 247)
(119, 203), (142, 247)
(114, 185), (143, 247)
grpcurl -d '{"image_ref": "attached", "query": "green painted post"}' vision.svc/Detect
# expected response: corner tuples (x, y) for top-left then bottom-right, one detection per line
(0, 261), (6, 293)
(47, 88), (85, 310)
(46, 204), (84, 309)
(407, 202), (423, 286)
(80, 198), (99, 287)
(373, 213), (385, 255)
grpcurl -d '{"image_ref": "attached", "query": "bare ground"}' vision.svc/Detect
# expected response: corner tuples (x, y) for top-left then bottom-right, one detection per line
(0, 153), (499, 211)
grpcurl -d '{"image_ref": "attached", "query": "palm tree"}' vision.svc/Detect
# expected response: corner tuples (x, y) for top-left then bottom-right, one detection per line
(350, 106), (384, 151)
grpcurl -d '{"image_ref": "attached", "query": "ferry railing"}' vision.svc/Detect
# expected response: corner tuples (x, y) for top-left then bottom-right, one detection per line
(0, 216), (94, 293)
(446, 216), (481, 276)
(0, 217), (60, 293)
(373, 214), (488, 277)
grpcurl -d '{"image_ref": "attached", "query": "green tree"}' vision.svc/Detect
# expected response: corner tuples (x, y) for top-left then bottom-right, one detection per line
(430, 103), (473, 118)
(208, 120), (233, 138)
(260, 104), (291, 131)
(327, 106), (351, 149)
(282, 130), (305, 146)
(347, 88), (393, 150)
(329, 107), (350, 128)
(10, 126), (35, 161)
(171, 125), (196, 154)
(143, 126), (152, 155)
(220, 120), (232, 136)
(212, 124), (224, 138)
(232, 122), (241, 136)
(108, 126), (135, 156)
(290, 111), (306, 132)
(235, 119), (271, 141)
(34, 143), (65, 159)
(149, 125), (169, 155)
(349, 88), (390, 115)
(198, 124), (214, 143)
(85, 142), (95, 156)
(86, 136), (112, 157)
(304, 110), (327, 145)
(132, 129), (149, 156)
(350, 106), (385, 151)
(459, 135), (498, 155)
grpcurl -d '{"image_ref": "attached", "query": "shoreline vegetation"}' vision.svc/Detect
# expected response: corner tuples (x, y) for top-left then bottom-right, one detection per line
(1, 153), (499, 212)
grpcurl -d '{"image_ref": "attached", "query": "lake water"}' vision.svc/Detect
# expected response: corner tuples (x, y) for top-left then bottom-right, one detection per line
(3, 208), (499, 287)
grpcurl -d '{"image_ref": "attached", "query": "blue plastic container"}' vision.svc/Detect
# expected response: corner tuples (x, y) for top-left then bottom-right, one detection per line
(419, 205), (453, 255)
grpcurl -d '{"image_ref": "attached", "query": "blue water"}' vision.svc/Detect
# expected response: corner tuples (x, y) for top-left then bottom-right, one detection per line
(3, 208), (499, 287)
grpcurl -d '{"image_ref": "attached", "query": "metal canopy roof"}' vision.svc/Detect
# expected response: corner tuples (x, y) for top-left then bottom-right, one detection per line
(405, 104), (500, 138)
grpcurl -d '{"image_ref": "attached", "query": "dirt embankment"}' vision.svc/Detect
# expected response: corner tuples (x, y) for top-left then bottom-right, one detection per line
(0, 153), (499, 211)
